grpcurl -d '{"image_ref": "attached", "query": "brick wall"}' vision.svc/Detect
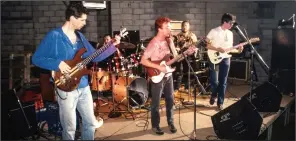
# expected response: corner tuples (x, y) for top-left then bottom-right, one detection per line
(110, 1), (295, 82)
(1, 1), (295, 82)
(1, 1), (109, 52)
(111, 1), (206, 40)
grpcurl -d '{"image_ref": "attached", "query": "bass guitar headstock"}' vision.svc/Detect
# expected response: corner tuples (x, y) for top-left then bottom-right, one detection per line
(119, 26), (129, 38)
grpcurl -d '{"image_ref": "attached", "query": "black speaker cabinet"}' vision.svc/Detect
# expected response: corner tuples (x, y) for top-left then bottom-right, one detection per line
(270, 29), (295, 94)
(228, 59), (250, 81)
(2, 89), (37, 139)
(271, 28), (295, 72)
(272, 69), (295, 94)
(241, 81), (282, 112)
(8, 103), (38, 139)
(211, 98), (263, 140)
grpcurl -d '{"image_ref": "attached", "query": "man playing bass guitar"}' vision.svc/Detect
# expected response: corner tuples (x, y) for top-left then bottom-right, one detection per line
(32, 3), (121, 140)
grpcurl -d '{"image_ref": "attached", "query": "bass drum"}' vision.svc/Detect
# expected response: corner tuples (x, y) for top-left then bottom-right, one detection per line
(113, 76), (148, 107)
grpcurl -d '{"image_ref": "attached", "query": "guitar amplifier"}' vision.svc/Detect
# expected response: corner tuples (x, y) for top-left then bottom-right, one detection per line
(228, 59), (250, 81)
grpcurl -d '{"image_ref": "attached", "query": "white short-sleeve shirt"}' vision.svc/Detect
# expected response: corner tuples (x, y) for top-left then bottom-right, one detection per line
(206, 26), (233, 49)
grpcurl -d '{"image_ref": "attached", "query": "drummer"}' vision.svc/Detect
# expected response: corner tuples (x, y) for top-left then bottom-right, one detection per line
(103, 34), (123, 57)
(93, 34), (123, 69)
(101, 34), (124, 87)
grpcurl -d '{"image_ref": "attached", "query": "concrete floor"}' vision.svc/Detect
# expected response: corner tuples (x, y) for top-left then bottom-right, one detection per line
(91, 80), (295, 140)
(32, 80), (294, 140)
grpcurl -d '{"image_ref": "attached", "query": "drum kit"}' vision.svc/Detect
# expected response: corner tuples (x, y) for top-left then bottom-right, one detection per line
(90, 38), (211, 117)
(90, 41), (149, 116)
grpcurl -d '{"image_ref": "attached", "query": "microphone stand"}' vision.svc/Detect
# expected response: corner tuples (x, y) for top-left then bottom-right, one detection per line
(233, 23), (270, 102)
(181, 51), (207, 140)
(136, 39), (144, 55)
(182, 56), (194, 105)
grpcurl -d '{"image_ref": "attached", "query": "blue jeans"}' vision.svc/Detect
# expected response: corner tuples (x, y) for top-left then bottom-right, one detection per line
(56, 85), (97, 140)
(209, 58), (230, 105)
(150, 76), (175, 128)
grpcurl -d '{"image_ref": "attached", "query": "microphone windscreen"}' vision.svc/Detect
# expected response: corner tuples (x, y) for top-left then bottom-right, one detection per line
(232, 22), (240, 29)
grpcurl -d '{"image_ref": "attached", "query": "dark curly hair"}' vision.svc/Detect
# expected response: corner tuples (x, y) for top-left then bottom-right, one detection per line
(221, 13), (236, 25)
(65, 2), (89, 21)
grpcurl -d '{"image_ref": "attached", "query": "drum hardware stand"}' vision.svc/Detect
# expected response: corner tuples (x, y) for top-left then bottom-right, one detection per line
(96, 91), (109, 107)
(182, 56), (209, 105)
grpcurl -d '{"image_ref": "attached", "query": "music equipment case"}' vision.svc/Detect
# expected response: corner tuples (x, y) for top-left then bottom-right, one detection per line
(228, 59), (250, 81)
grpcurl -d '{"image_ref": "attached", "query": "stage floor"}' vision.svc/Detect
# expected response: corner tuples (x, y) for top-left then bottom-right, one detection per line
(92, 80), (295, 140)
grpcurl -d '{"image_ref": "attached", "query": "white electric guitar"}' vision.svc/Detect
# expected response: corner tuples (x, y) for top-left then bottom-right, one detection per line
(207, 37), (260, 64)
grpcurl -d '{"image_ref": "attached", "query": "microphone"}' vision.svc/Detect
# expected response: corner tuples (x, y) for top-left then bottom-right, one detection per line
(233, 22), (239, 26)
(136, 39), (145, 54)
(140, 39), (145, 50)
(232, 22), (248, 41)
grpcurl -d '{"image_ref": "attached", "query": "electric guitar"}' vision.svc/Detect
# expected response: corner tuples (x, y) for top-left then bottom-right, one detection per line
(146, 49), (194, 83)
(146, 38), (207, 83)
(207, 37), (260, 64)
(52, 28), (128, 92)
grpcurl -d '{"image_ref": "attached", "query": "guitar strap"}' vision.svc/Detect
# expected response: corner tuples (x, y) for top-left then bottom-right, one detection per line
(166, 37), (185, 64)
(166, 37), (178, 58)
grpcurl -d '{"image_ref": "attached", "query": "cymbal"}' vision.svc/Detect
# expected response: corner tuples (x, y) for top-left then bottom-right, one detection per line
(118, 41), (136, 49)
(136, 37), (153, 46)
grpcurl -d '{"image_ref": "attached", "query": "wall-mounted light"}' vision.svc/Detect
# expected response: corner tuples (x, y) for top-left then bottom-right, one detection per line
(82, 1), (106, 9)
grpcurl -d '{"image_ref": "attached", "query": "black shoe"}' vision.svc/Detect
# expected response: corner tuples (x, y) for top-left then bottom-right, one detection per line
(169, 124), (177, 133)
(152, 127), (164, 135)
(209, 96), (216, 105)
(217, 104), (224, 110)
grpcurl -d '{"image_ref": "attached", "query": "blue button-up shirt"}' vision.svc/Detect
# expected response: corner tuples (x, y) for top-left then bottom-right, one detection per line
(32, 27), (116, 88)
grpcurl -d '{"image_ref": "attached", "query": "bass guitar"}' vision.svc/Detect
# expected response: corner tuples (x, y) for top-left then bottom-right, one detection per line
(52, 28), (128, 92)
(207, 37), (260, 64)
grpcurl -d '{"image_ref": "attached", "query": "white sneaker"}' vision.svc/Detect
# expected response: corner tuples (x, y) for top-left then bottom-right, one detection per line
(94, 117), (103, 128)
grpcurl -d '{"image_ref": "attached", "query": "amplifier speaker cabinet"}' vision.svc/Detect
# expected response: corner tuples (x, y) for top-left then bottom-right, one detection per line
(211, 98), (263, 140)
(241, 81), (282, 112)
(228, 59), (250, 81)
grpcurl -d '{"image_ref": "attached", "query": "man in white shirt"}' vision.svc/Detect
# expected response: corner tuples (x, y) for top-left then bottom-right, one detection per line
(206, 13), (243, 110)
